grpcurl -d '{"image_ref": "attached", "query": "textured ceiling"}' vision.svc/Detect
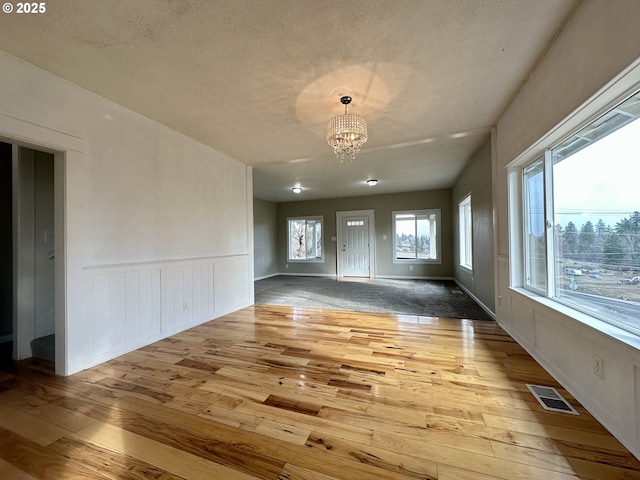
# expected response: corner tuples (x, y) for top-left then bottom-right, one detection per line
(0, 0), (577, 202)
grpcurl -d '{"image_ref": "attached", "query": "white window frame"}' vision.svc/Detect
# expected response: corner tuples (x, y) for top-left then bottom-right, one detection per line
(511, 78), (640, 339)
(522, 157), (548, 295)
(287, 216), (324, 263)
(392, 209), (441, 264)
(458, 194), (473, 271)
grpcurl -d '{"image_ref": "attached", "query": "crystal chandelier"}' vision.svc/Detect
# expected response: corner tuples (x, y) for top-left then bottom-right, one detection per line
(326, 96), (367, 163)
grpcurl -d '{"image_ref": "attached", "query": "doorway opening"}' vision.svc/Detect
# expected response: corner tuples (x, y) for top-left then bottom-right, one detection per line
(1, 111), (72, 376)
(0, 143), (12, 368)
(1, 141), (58, 370)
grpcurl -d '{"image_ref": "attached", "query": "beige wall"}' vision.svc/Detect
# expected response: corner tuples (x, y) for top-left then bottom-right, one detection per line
(253, 197), (278, 279)
(495, 0), (640, 459)
(452, 137), (495, 313)
(277, 189), (453, 278)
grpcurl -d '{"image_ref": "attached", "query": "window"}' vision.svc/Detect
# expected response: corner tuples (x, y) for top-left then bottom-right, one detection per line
(287, 216), (323, 262)
(523, 159), (547, 292)
(520, 89), (640, 334)
(346, 220), (364, 227)
(459, 195), (472, 270)
(393, 210), (441, 263)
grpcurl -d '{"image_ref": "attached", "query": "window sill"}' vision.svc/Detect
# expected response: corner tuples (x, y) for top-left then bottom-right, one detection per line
(509, 287), (640, 352)
(287, 259), (325, 264)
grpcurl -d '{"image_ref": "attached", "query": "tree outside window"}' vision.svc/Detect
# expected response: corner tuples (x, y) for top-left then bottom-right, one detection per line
(287, 217), (323, 261)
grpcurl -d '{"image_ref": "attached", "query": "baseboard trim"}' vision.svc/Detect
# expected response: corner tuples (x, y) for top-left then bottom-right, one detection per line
(254, 273), (279, 281)
(375, 275), (455, 281)
(275, 273), (338, 278)
(453, 279), (496, 320)
(273, 273), (456, 281)
(0, 334), (13, 344)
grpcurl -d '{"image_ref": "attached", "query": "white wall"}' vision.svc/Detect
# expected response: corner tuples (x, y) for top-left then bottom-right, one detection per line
(0, 51), (254, 375)
(496, 0), (640, 459)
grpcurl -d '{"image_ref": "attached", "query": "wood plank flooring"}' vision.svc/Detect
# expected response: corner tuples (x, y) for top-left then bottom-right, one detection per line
(1, 305), (640, 479)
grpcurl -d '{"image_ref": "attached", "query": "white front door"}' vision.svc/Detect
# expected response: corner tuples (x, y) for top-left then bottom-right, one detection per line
(341, 216), (370, 277)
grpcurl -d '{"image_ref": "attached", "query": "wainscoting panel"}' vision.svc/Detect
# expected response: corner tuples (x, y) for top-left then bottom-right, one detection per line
(496, 255), (510, 327)
(89, 268), (162, 361)
(90, 273), (111, 358)
(124, 271), (140, 344)
(216, 256), (250, 316)
(84, 256), (249, 370)
(510, 297), (533, 342)
(161, 262), (215, 330)
(108, 273), (126, 349)
(533, 310), (571, 368)
(124, 269), (162, 343)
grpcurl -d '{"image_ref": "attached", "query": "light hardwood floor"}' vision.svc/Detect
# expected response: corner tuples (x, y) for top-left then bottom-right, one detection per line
(1, 305), (640, 479)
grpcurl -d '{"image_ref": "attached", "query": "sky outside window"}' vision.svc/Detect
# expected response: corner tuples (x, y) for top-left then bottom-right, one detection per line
(553, 118), (639, 229)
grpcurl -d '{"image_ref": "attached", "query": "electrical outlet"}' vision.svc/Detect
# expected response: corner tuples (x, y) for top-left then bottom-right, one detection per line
(183, 302), (189, 311)
(593, 353), (604, 379)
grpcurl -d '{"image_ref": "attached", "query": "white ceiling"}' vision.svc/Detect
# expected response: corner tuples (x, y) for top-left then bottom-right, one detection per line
(0, 0), (577, 202)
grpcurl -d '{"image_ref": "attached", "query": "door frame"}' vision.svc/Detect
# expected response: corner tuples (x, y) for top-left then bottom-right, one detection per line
(336, 209), (375, 279)
(1, 111), (78, 375)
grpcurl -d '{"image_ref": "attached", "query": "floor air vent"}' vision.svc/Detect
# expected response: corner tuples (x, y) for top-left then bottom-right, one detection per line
(526, 384), (579, 415)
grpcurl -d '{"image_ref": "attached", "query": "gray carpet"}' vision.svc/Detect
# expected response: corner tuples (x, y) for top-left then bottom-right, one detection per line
(255, 276), (492, 321)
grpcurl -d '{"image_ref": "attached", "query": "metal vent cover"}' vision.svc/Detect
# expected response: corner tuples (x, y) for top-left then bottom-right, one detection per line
(526, 384), (579, 415)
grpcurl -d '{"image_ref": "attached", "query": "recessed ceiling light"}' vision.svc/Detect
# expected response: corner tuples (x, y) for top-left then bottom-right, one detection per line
(292, 187), (302, 194)
(366, 179), (378, 186)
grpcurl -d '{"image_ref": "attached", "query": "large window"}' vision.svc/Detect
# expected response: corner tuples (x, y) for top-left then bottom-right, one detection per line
(288, 216), (323, 262)
(393, 210), (441, 263)
(521, 89), (640, 334)
(459, 195), (472, 270)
